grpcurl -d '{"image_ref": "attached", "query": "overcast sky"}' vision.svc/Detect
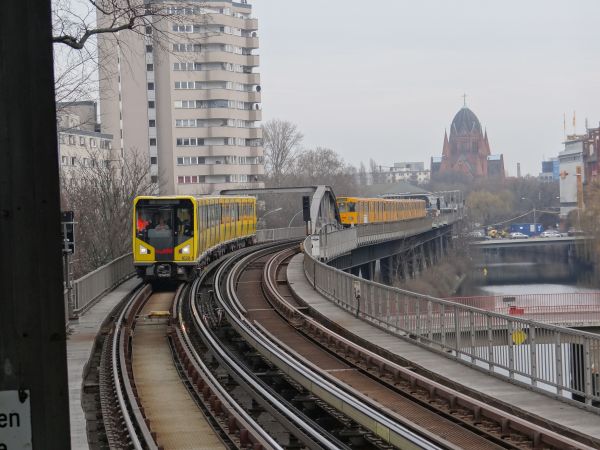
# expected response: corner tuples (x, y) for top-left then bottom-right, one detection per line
(251, 0), (600, 176)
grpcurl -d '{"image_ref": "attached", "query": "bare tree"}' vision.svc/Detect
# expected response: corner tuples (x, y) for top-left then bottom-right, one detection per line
(289, 147), (358, 195)
(358, 161), (368, 187)
(51, 0), (204, 107)
(60, 148), (156, 277)
(262, 119), (304, 187)
(52, 0), (175, 50)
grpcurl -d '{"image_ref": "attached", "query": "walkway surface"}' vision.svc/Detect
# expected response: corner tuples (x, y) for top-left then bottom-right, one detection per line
(287, 254), (600, 443)
(67, 277), (140, 450)
(133, 293), (225, 450)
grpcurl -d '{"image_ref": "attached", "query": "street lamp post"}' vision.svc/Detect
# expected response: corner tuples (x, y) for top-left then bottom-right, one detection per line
(260, 207), (283, 224)
(288, 209), (303, 227)
(521, 197), (537, 226)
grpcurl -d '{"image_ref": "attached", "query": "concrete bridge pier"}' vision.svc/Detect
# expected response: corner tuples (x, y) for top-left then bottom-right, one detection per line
(396, 257), (408, 281)
(380, 256), (394, 285)
(411, 252), (419, 279)
(433, 241), (439, 264)
(436, 236), (444, 261)
(419, 247), (428, 273)
(360, 261), (376, 280)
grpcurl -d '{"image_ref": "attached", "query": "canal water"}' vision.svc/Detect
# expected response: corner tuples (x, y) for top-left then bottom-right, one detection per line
(474, 283), (599, 296)
(458, 281), (600, 403)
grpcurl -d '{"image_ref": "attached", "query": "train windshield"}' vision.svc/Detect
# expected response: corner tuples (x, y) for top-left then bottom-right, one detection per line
(338, 201), (356, 213)
(136, 199), (194, 258)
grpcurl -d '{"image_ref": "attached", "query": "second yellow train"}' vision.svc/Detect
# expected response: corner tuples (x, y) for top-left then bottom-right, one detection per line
(336, 196), (426, 226)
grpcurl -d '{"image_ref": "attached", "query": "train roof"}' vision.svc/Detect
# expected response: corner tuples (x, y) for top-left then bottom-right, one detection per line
(337, 196), (424, 202)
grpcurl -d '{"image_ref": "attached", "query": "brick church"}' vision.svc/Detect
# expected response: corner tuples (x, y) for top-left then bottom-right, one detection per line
(431, 104), (505, 179)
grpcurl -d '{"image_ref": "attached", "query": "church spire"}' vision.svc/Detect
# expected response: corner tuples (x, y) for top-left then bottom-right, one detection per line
(442, 129), (449, 159)
(462, 93), (467, 108)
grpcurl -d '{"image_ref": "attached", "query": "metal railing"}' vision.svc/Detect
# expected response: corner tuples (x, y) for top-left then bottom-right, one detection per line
(66, 253), (135, 319)
(303, 236), (600, 409)
(356, 217), (434, 246)
(256, 226), (306, 242)
(447, 293), (600, 327)
(314, 210), (462, 262)
(65, 227), (307, 320)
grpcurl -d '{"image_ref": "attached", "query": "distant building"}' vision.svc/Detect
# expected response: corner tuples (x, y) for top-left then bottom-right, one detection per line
(583, 124), (599, 184)
(432, 103), (505, 179)
(57, 101), (99, 132)
(558, 124), (600, 221)
(488, 155), (506, 178)
(393, 161), (425, 171)
(377, 162), (430, 185)
(98, 1), (264, 194)
(430, 156), (442, 176)
(558, 136), (585, 219)
(57, 106), (113, 177)
(539, 158), (559, 182)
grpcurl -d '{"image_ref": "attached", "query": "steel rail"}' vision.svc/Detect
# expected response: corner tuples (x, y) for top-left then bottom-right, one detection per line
(219, 243), (447, 450)
(173, 272), (283, 450)
(304, 234), (600, 410)
(112, 285), (158, 450)
(193, 243), (349, 450)
(264, 248), (597, 450)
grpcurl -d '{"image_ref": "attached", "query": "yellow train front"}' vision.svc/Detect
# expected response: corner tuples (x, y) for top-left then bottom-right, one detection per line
(336, 196), (426, 226)
(133, 195), (256, 282)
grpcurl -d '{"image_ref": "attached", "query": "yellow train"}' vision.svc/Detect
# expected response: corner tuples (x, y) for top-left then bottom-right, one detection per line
(336, 196), (426, 226)
(133, 195), (256, 282)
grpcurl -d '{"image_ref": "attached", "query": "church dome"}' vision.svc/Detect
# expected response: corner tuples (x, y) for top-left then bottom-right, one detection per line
(450, 107), (482, 135)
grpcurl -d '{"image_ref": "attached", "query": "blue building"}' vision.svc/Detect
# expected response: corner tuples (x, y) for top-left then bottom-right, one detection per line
(539, 158), (559, 182)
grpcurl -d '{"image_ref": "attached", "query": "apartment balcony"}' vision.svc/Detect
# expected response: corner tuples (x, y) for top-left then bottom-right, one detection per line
(191, 70), (260, 85)
(244, 18), (258, 31)
(191, 127), (262, 139)
(173, 89), (260, 103)
(176, 180), (264, 196)
(203, 13), (257, 30)
(174, 89), (261, 103)
(176, 164), (264, 176)
(174, 108), (261, 121)
(193, 52), (259, 67)
(201, 34), (259, 49)
(175, 145), (263, 158)
(204, 164), (264, 176)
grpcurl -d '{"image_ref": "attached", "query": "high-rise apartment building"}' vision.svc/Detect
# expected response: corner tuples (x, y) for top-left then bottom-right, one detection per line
(98, 1), (264, 194)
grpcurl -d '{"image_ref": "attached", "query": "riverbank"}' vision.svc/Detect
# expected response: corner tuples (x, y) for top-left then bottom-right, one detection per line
(394, 256), (469, 298)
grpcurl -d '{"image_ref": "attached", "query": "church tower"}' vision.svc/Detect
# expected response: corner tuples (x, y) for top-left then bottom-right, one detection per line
(436, 101), (504, 179)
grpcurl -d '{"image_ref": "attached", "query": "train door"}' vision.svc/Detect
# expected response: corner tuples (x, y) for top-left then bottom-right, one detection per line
(240, 201), (244, 237)
(235, 202), (241, 238)
(210, 201), (216, 249)
(222, 200), (228, 242)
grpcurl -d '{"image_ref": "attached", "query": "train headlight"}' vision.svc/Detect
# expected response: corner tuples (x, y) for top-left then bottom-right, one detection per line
(180, 245), (191, 255)
(139, 245), (149, 255)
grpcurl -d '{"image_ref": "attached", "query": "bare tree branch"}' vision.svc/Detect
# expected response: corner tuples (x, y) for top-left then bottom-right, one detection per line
(60, 147), (156, 276)
(262, 119), (303, 187)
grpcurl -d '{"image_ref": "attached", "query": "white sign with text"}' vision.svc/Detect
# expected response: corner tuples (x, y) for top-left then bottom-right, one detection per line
(0, 390), (32, 450)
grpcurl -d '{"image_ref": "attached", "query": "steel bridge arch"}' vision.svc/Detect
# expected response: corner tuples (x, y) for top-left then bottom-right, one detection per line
(217, 185), (341, 233)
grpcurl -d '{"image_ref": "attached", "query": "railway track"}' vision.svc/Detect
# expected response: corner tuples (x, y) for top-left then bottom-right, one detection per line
(102, 276), (278, 449)
(100, 240), (599, 449)
(226, 243), (597, 450)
